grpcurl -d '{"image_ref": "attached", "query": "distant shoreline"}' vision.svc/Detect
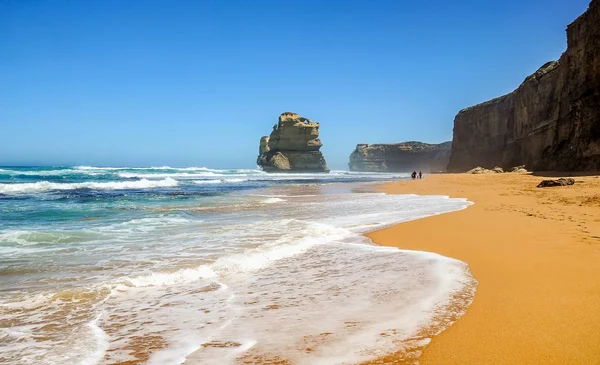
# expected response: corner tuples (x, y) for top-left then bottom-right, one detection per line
(364, 173), (600, 364)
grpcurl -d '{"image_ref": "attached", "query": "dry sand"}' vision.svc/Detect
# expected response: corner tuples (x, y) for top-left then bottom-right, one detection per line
(365, 173), (600, 364)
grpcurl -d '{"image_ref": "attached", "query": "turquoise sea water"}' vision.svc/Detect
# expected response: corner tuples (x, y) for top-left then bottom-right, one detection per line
(0, 166), (476, 365)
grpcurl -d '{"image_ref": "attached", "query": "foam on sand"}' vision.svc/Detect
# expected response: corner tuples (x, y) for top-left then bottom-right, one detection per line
(106, 221), (475, 365)
(97, 194), (474, 364)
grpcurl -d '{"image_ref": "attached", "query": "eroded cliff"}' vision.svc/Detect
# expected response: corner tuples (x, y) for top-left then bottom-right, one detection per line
(257, 112), (329, 172)
(447, 0), (600, 172)
(349, 141), (451, 172)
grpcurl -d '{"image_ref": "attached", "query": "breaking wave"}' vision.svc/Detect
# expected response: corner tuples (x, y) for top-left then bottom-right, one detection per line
(0, 178), (178, 194)
(192, 178), (249, 185)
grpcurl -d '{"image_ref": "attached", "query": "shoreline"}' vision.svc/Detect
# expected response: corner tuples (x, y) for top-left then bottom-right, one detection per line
(365, 173), (600, 364)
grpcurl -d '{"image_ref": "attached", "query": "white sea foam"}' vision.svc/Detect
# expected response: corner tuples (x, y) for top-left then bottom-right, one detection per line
(0, 231), (42, 246)
(101, 228), (475, 365)
(249, 194), (289, 198)
(0, 180), (475, 365)
(0, 168), (99, 176)
(95, 217), (194, 235)
(261, 197), (286, 204)
(119, 172), (223, 178)
(82, 316), (110, 365)
(0, 230), (106, 246)
(125, 266), (217, 287)
(53, 165), (409, 178)
(75, 165), (175, 171)
(0, 178), (178, 194)
(193, 179), (223, 185)
(191, 178), (249, 185)
(146, 336), (204, 365)
(118, 217), (191, 227)
(76, 165), (233, 173)
(123, 220), (348, 288)
(0, 166), (265, 181)
(81, 166), (409, 181)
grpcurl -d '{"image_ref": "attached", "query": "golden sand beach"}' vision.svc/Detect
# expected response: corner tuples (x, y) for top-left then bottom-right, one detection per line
(366, 173), (600, 364)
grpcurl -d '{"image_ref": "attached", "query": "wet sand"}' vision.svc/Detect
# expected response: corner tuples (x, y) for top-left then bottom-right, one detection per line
(366, 173), (600, 364)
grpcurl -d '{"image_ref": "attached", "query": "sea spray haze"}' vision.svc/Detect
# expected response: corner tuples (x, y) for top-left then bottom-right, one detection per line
(0, 166), (476, 364)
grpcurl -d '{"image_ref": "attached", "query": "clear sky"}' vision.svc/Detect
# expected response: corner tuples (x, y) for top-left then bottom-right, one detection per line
(0, 0), (591, 169)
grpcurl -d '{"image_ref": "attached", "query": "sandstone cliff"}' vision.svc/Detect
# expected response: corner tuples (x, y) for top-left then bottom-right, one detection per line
(447, 0), (600, 172)
(349, 141), (451, 172)
(257, 112), (329, 172)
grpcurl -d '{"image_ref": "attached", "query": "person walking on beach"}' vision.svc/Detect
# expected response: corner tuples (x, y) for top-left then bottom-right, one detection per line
(411, 171), (417, 180)
(419, 171), (422, 179)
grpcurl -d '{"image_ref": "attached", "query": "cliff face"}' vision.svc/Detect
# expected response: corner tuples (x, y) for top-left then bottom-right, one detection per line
(257, 112), (329, 172)
(349, 141), (452, 172)
(447, 0), (600, 172)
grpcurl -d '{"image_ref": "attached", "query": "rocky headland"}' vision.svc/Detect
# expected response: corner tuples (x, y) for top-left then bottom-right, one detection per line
(257, 112), (329, 173)
(349, 141), (451, 172)
(447, 0), (600, 172)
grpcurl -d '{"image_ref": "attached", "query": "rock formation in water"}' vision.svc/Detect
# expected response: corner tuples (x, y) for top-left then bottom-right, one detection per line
(349, 141), (452, 172)
(447, 0), (600, 172)
(257, 112), (329, 172)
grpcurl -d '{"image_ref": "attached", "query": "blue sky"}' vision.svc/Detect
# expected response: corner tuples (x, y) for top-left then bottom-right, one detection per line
(0, 0), (591, 169)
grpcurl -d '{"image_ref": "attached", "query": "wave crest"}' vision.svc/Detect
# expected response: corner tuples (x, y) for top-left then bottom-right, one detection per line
(0, 178), (178, 194)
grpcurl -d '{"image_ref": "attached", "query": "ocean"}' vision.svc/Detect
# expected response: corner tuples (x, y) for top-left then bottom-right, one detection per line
(0, 166), (476, 365)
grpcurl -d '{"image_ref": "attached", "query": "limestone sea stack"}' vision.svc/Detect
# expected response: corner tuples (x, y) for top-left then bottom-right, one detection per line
(349, 141), (451, 172)
(257, 112), (329, 173)
(447, 0), (600, 172)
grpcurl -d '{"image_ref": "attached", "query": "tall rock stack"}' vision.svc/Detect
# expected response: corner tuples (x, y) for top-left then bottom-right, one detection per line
(447, 0), (600, 172)
(349, 141), (452, 172)
(257, 112), (329, 173)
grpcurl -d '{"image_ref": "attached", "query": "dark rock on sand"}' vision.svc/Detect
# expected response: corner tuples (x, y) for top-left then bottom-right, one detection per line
(349, 141), (451, 172)
(537, 178), (576, 188)
(466, 166), (501, 174)
(447, 0), (600, 172)
(257, 112), (329, 172)
(510, 165), (529, 173)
